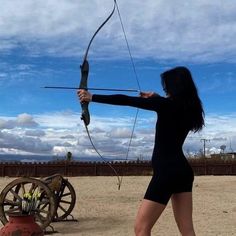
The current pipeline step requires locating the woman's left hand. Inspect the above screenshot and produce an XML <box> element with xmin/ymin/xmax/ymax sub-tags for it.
<box><xmin>77</xmin><ymin>89</ymin><xmax>92</xmax><ymax>103</ymax></box>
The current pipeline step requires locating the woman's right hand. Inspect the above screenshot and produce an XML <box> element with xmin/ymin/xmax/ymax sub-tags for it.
<box><xmin>139</xmin><ymin>91</ymin><xmax>158</xmax><ymax>98</ymax></box>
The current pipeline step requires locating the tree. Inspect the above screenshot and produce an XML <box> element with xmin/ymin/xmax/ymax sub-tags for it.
<box><xmin>220</xmin><ymin>145</ymin><xmax>226</xmax><ymax>154</ymax></box>
<box><xmin>66</xmin><ymin>151</ymin><xmax>73</xmax><ymax>162</ymax></box>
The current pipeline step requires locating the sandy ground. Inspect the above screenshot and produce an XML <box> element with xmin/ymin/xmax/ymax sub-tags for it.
<box><xmin>0</xmin><ymin>176</ymin><xmax>235</xmax><ymax>236</ymax></box>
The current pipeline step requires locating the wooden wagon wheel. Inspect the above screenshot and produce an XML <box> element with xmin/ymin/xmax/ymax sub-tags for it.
<box><xmin>0</xmin><ymin>177</ymin><xmax>56</xmax><ymax>230</ymax></box>
<box><xmin>53</xmin><ymin>179</ymin><xmax>76</xmax><ymax>221</ymax></box>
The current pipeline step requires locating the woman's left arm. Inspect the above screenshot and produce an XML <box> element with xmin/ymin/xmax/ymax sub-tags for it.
<box><xmin>77</xmin><ymin>89</ymin><xmax>168</xmax><ymax>112</ymax></box>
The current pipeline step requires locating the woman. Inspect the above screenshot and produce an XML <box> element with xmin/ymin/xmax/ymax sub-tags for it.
<box><xmin>78</xmin><ymin>66</ymin><xmax>204</xmax><ymax>236</ymax></box>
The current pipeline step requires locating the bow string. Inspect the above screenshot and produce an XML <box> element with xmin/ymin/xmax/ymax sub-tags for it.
<box><xmin>115</xmin><ymin>2</ymin><xmax>141</xmax><ymax>186</ymax></box>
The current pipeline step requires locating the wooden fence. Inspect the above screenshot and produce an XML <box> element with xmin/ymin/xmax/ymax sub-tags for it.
<box><xmin>0</xmin><ymin>159</ymin><xmax>235</xmax><ymax>177</ymax></box>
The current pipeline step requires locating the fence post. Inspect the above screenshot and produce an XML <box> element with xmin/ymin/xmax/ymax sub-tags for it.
<box><xmin>95</xmin><ymin>163</ymin><xmax>97</xmax><ymax>176</ymax></box>
<box><xmin>204</xmin><ymin>159</ymin><xmax>207</xmax><ymax>175</ymax></box>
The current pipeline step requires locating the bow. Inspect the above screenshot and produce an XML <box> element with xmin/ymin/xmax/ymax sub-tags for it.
<box><xmin>80</xmin><ymin>0</ymin><xmax>141</xmax><ymax>190</ymax></box>
<box><xmin>79</xmin><ymin>0</ymin><xmax>122</xmax><ymax>189</ymax></box>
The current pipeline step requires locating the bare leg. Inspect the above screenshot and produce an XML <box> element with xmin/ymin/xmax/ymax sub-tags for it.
<box><xmin>134</xmin><ymin>199</ymin><xmax>166</xmax><ymax>236</ymax></box>
<box><xmin>171</xmin><ymin>192</ymin><xmax>196</xmax><ymax>236</ymax></box>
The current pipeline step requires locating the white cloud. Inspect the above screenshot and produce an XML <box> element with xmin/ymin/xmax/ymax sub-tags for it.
<box><xmin>0</xmin><ymin>0</ymin><xmax>235</xmax><ymax>62</ymax></box>
<box><xmin>0</xmin><ymin>130</ymin><xmax>52</xmax><ymax>154</ymax></box>
<box><xmin>25</xmin><ymin>129</ymin><xmax>45</xmax><ymax>137</ymax></box>
<box><xmin>0</xmin><ymin>111</ymin><xmax>235</xmax><ymax>158</ymax></box>
<box><xmin>184</xmin><ymin>113</ymin><xmax>236</xmax><ymax>154</ymax></box>
<box><xmin>0</xmin><ymin>113</ymin><xmax>38</xmax><ymax>129</ymax></box>
<box><xmin>17</xmin><ymin>113</ymin><xmax>38</xmax><ymax>127</ymax></box>
<box><xmin>108</xmin><ymin>127</ymin><xmax>135</xmax><ymax>139</ymax></box>
<box><xmin>60</xmin><ymin>134</ymin><xmax>76</xmax><ymax>140</ymax></box>
<box><xmin>34</xmin><ymin>111</ymin><xmax>82</xmax><ymax>129</ymax></box>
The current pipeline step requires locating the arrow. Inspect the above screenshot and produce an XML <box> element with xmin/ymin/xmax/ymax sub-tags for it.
<box><xmin>43</xmin><ymin>86</ymin><xmax>140</xmax><ymax>93</ymax></box>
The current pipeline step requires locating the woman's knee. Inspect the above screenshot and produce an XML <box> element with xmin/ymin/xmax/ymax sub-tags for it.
<box><xmin>180</xmin><ymin>229</ymin><xmax>196</xmax><ymax>236</ymax></box>
<box><xmin>134</xmin><ymin>220</ymin><xmax>152</xmax><ymax>236</ymax></box>
<box><xmin>134</xmin><ymin>199</ymin><xmax>166</xmax><ymax>235</ymax></box>
<box><xmin>177</xmin><ymin>222</ymin><xmax>195</xmax><ymax>236</ymax></box>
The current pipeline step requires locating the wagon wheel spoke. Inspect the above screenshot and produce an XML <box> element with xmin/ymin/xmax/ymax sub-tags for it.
<box><xmin>21</xmin><ymin>183</ymin><xmax>26</xmax><ymax>196</ymax></box>
<box><xmin>54</xmin><ymin>212</ymin><xmax>59</xmax><ymax>219</ymax></box>
<box><xmin>9</xmin><ymin>189</ymin><xmax>22</xmax><ymax>202</ymax></box>
<box><xmin>39</xmin><ymin>203</ymin><xmax>48</xmax><ymax>211</ymax></box>
<box><xmin>37</xmin><ymin>198</ymin><xmax>51</xmax><ymax>213</ymax></box>
<box><xmin>3</xmin><ymin>199</ymin><xmax>20</xmax><ymax>206</ymax></box>
<box><xmin>4</xmin><ymin>207</ymin><xmax>21</xmax><ymax>214</ymax></box>
<box><xmin>38</xmin><ymin>198</ymin><xmax>50</xmax><ymax>207</ymax></box>
<box><xmin>28</xmin><ymin>183</ymin><xmax>37</xmax><ymax>194</ymax></box>
<box><xmin>38</xmin><ymin>200</ymin><xmax>51</xmax><ymax>212</ymax></box>
<box><xmin>61</xmin><ymin>192</ymin><xmax>71</xmax><ymax>197</ymax></box>
<box><xmin>35</xmin><ymin>213</ymin><xmax>48</xmax><ymax>224</ymax></box>
<box><xmin>58</xmin><ymin>204</ymin><xmax>67</xmax><ymax>213</ymax></box>
<box><xmin>35</xmin><ymin>215</ymin><xmax>43</xmax><ymax>225</ymax></box>
<box><xmin>38</xmin><ymin>202</ymin><xmax>46</xmax><ymax>209</ymax></box>
<box><xmin>38</xmin><ymin>207</ymin><xmax>51</xmax><ymax>215</ymax></box>
<box><xmin>60</xmin><ymin>199</ymin><xmax>72</xmax><ymax>204</ymax></box>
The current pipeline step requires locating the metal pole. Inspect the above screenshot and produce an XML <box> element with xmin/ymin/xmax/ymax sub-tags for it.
<box><xmin>200</xmin><ymin>138</ymin><xmax>210</xmax><ymax>158</ymax></box>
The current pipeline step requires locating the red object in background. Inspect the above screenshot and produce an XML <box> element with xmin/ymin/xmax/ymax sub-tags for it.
<box><xmin>0</xmin><ymin>213</ymin><xmax>44</xmax><ymax>236</ymax></box>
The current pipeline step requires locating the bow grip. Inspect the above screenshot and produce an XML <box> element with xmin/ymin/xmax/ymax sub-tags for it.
<box><xmin>80</xmin><ymin>60</ymin><xmax>90</xmax><ymax>126</ymax></box>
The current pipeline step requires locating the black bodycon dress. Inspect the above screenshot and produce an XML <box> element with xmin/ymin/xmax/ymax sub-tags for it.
<box><xmin>92</xmin><ymin>94</ymin><xmax>194</xmax><ymax>205</ymax></box>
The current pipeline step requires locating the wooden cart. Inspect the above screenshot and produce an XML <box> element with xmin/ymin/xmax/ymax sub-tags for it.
<box><xmin>0</xmin><ymin>174</ymin><xmax>76</xmax><ymax>230</ymax></box>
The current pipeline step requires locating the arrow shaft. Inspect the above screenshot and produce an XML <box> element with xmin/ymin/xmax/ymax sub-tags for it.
<box><xmin>43</xmin><ymin>86</ymin><xmax>139</xmax><ymax>93</ymax></box>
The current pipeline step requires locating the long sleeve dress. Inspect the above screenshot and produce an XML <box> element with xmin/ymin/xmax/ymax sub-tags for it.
<box><xmin>92</xmin><ymin>94</ymin><xmax>194</xmax><ymax>205</ymax></box>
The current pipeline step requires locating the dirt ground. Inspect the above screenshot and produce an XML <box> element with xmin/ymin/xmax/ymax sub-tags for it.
<box><xmin>0</xmin><ymin>176</ymin><xmax>235</xmax><ymax>235</ymax></box>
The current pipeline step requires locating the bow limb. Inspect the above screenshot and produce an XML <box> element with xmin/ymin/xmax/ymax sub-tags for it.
<box><xmin>79</xmin><ymin>0</ymin><xmax>117</xmax><ymax>126</ymax></box>
<box><xmin>82</xmin><ymin>0</ymin><xmax>117</xmax><ymax>62</ymax></box>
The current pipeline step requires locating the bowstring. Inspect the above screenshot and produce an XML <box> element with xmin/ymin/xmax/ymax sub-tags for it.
<box><xmin>115</xmin><ymin>2</ymin><xmax>141</xmax><ymax>91</ymax></box>
<box><xmin>115</xmin><ymin>1</ymin><xmax>142</xmax><ymax>186</ymax></box>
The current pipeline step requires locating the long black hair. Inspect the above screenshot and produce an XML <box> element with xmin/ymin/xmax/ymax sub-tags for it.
<box><xmin>161</xmin><ymin>66</ymin><xmax>205</xmax><ymax>132</ymax></box>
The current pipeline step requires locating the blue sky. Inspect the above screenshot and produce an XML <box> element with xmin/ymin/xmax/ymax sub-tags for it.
<box><xmin>0</xmin><ymin>0</ymin><xmax>236</xmax><ymax>160</ymax></box>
